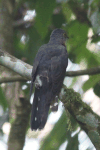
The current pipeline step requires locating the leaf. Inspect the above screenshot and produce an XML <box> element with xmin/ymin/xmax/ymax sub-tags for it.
<box><xmin>93</xmin><ymin>81</ymin><xmax>100</xmax><ymax>97</ymax></box>
<box><xmin>67</xmin><ymin>21</ymin><xmax>89</xmax><ymax>63</ymax></box>
<box><xmin>35</xmin><ymin>0</ymin><xmax>56</xmax><ymax>39</ymax></box>
<box><xmin>62</xmin><ymin>2</ymin><xmax>73</xmax><ymax>23</ymax></box>
<box><xmin>91</xmin><ymin>35</ymin><xmax>100</xmax><ymax>43</ymax></box>
<box><xmin>87</xmin><ymin>52</ymin><xmax>100</xmax><ymax>68</ymax></box>
<box><xmin>66</xmin><ymin>133</ymin><xmax>79</xmax><ymax>150</ymax></box>
<box><xmin>93</xmin><ymin>52</ymin><xmax>100</xmax><ymax>65</ymax></box>
<box><xmin>67</xmin><ymin>20</ymin><xmax>99</xmax><ymax>68</ymax></box>
<box><xmin>82</xmin><ymin>75</ymin><xmax>100</xmax><ymax>91</ymax></box>
<box><xmin>52</xmin><ymin>11</ymin><xmax>66</xmax><ymax>28</ymax></box>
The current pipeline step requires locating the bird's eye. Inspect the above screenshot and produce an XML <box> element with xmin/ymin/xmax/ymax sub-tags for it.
<box><xmin>63</xmin><ymin>33</ymin><xmax>67</xmax><ymax>38</ymax></box>
<box><xmin>63</xmin><ymin>33</ymin><xmax>69</xmax><ymax>39</ymax></box>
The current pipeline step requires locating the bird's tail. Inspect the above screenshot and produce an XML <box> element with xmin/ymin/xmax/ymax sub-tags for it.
<box><xmin>31</xmin><ymin>88</ymin><xmax>50</xmax><ymax>130</ymax></box>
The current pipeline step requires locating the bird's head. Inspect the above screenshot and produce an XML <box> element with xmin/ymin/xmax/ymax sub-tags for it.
<box><xmin>50</xmin><ymin>28</ymin><xmax>69</xmax><ymax>46</ymax></box>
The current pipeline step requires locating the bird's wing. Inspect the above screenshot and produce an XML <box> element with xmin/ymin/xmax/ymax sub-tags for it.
<box><xmin>30</xmin><ymin>44</ymin><xmax>46</xmax><ymax>98</ymax></box>
<box><xmin>51</xmin><ymin>52</ymin><xmax>68</xmax><ymax>95</ymax></box>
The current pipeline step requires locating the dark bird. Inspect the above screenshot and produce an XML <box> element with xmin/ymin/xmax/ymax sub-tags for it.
<box><xmin>30</xmin><ymin>29</ymin><xmax>68</xmax><ymax>130</ymax></box>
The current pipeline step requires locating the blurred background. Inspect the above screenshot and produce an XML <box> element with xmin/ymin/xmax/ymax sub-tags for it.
<box><xmin>0</xmin><ymin>0</ymin><xmax>100</xmax><ymax>150</ymax></box>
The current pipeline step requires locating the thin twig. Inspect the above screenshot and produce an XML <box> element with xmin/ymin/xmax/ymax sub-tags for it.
<box><xmin>0</xmin><ymin>66</ymin><xmax>100</xmax><ymax>84</ymax></box>
<box><xmin>13</xmin><ymin>19</ymin><xmax>35</xmax><ymax>27</ymax></box>
<box><xmin>66</xmin><ymin>66</ymin><xmax>100</xmax><ymax>76</ymax></box>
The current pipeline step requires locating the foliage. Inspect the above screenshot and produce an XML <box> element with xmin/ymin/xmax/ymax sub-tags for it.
<box><xmin>0</xmin><ymin>0</ymin><xmax>100</xmax><ymax>149</ymax></box>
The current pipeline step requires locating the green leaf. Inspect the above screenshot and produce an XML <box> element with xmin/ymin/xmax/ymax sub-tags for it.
<box><xmin>66</xmin><ymin>133</ymin><xmax>79</xmax><ymax>150</ymax></box>
<box><xmin>93</xmin><ymin>52</ymin><xmax>100</xmax><ymax>65</ymax></box>
<box><xmin>67</xmin><ymin>21</ymin><xmax>89</xmax><ymax>63</ymax></box>
<box><xmin>93</xmin><ymin>81</ymin><xmax>100</xmax><ymax>97</ymax></box>
<box><xmin>52</xmin><ymin>11</ymin><xmax>66</xmax><ymax>28</ymax></box>
<box><xmin>87</xmin><ymin>52</ymin><xmax>100</xmax><ymax>68</ymax></box>
<box><xmin>67</xmin><ymin>20</ymin><xmax>99</xmax><ymax>68</ymax></box>
<box><xmin>62</xmin><ymin>3</ymin><xmax>74</xmax><ymax>23</ymax></box>
<box><xmin>91</xmin><ymin>35</ymin><xmax>100</xmax><ymax>43</ymax></box>
<box><xmin>83</xmin><ymin>75</ymin><xmax>100</xmax><ymax>91</ymax></box>
<box><xmin>35</xmin><ymin>0</ymin><xmax>56</xmax><ymax>39</ymax></box>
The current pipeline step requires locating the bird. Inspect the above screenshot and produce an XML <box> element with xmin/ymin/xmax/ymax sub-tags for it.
<box><xmin>30</xmin><ymin>28</ymin><xmax>68</xmax><ymax>130</ymax></box>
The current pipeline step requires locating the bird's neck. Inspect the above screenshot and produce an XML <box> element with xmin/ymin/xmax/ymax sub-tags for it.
<box><xmin>49</xmin><ymin>38</ymin><xmax>61</xmax><ymax>45</ymax></box>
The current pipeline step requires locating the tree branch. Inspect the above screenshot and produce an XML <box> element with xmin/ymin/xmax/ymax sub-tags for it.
<box><xmin>13</xmin><ymin>19</ymin><xmax>34</xmax><ymax>28</ymax></box>
<box><xmin>66</xmin><ymin>66</ymin><xmax>100</xmax><ymax>76</ymax></box>
<box><xmin>13</xmin><ymin>19</ymin><xmax>29</xmax><ymax>27</ymax></box>
<box><xmin>0</xmin><ymin>49</ymin><xmax>100</xmax><ymax>84</ymax></box>
<box><xmin>0</xmin><ymin>49</ymin><xmax>32</xmax><ymax>80</ymax></box>
<box><xmin>0</xmin><ymin>76</ymin><xmax>26</xmax><ymax>84</ymax></box>
<box><xmin>61</xmin><ymin>87</ymin><xmax>100</xmax><ymax>150</ymax></box>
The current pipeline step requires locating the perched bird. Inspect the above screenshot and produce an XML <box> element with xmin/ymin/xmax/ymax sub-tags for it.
<box><xmin>30</xmin><ymin>29</ymin><xmax>68</xmax><ymax>130</ymax></box>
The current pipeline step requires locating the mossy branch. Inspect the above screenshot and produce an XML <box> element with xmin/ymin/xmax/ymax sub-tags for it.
<box><xmin>61</xmin><ymin>87</ymin><xmax>100</xmax><ymax>150</ymax></box>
